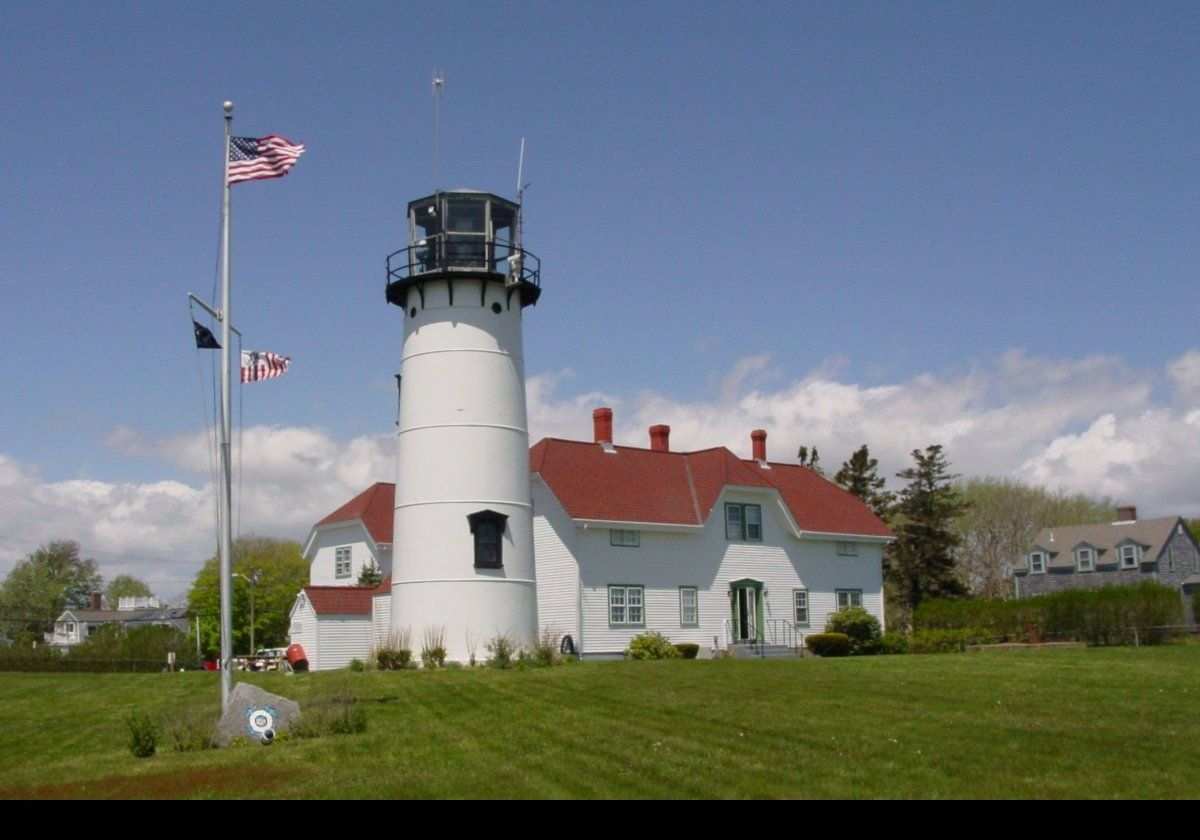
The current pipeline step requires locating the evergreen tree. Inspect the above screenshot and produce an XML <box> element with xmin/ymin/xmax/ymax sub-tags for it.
<box><xmin>357</xmin><ymin>558</ymin><xmax>382</xmax><ymax>587</ymax></box>
<box><xmin>834</xmin><ymin>444</ymin><xmax>894</xmax><ymax>519</ymax></box>
<box><xmin>886</xmin><ymin>445</ymin><xmax>968</xmax><ymax>614</ymax></box>
<box><xmin>797</xmin><ymin>445</ymin><xmax>824</xmax><ymax>475</ymax></box>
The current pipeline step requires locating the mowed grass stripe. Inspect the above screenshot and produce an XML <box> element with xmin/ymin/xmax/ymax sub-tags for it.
<box><xmin>2</xmin><ymin>645</ymin><xmax>1198</xmax><ymax>798</ymax></box>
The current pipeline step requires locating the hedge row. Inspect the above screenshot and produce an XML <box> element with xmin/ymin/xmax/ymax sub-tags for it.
<box><xmin>913</xmin><ymin>582</ymin><xmax>1185</xmax><ymax>645</ymax></box>
<box><xmin>0</xmin><ymin>654</ymin><xmax>174</xmax><ymax>673</ymax></box>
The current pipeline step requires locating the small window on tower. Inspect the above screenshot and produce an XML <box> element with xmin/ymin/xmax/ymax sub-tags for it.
<box><xmin>467</xmin><ymin>510</ymin><xmax>508</xmax><ymax>569</ymax></box>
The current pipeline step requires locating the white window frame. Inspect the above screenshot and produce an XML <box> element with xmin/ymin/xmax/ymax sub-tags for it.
<box><xmin>1119</xmin><ymin>544</ymin><xmax>1140</xmax><ymax>569</ymax></box>
<box><xmin>793</xmin><ymin>589</ymin><xmax>809</xmax><ymax>627</ymax></box>
<box><xmin>836</xmin><ymin>541</ymin><xmax>858</xmax><ymax>556</ymax></box>
<box><xmin>836</xmin><ymin>589</ymin><xmax>862</xmax><ymax>610</ymax></box>
<box><xmin>335</xmin><ymin>546</ymin><xmax>352</xmax><ymax>579</ymax></box>
<box><xmin>725</xmin><ymin>503</ymin><xmax>762</xmax><ymax>542</ymax></box>
<box><xmin>1029</xmin><ymin>551</ymin><xmax>1046</xmax><ymax>574</ymax></box>
<box><xmin>609</xmin><ymin>585</ymin><xmax>644</xmax><ymax>627</ymax></box>
<box><xmin>610</xmin><ymin>529</ymin><xmax>640</xmax><ymax>547</ymax></box>
<box><xmin>679</xmin><ymin>586</ymin><xmax>698</xmax><ymax>627</ymax></box>
<box><xmin>1076</xmin><ymin>547</ymin><xmax>1095</xmax><ymax>572</ymax></box>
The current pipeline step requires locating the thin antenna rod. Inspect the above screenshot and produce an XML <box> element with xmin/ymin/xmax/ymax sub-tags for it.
<box><xmin>432</xmin><ymin>71</ymin><xmax>444</xmax><ymax>190</ymax></box>
<box><xmin>516</xmin><ymin>137</ymin><xmax>525</xmax><ymax>198</ymax></box>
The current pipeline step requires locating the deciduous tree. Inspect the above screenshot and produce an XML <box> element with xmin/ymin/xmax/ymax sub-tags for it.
<box><xmin>0</xmin><ymin>541</ymin><xmax>102</xmax><ymax>643</ymax></box>
<box><xmin>186</xmin><ymin>536</ymin><xmax>307</xmax><ymax>657</ymax></box>
<box><xmin>952</xmin><ymin>478</ymin><xmax>1114</xmax><ymax>598</ymax></box>
<box><xmin>104</xmin><ymin>575</ymin><xmax>154</xmax><ymax>607</ymax></box>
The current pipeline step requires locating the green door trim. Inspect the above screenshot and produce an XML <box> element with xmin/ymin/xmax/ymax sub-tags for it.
<box><xmin>729</xmin><ymin>578</ymin><xmax>764</xmax><ymax>642</ymax></box>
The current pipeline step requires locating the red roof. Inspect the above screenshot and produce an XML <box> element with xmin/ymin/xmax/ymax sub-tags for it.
<box><xmin>302</xmin><ymin>578</ymin><xmax>389</xmax><ymax>615</ymax></box>
<box><xmin>322</xmin><ymin>438</ymin><xmax>890</xmax><ymax>548</ymax></box>
<box><xmin>530</xmin><ymin>438</ymin><xmax>890</xmax><ymax>538</ymax></box>
<box><xmin>315</xmin><ymin>482</ymin><xmax>395</xmax><ymax>544</ymax></box>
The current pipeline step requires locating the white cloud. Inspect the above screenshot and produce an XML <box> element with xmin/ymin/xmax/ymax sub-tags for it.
<box><xmin>4</xmin><ymin>348</ymin><xmax>1199</xmax><ymax>597</ymax></box>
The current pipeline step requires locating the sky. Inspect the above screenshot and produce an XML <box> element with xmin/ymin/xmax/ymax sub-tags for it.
<box><xmin>1</xmin><ymin>2</ymin><xmax>1197</xmax><ymax>601</ymax></box>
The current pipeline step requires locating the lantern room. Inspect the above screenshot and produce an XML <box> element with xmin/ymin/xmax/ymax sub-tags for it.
<box><xmin>386</xmin><ymin>189</ymin><xmax>541</xmax><ymax>308</ymax></box>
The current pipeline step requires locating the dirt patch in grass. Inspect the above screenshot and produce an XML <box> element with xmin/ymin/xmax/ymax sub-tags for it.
<box><xmin>0</xmin><ymin>765</ymin><xmax>304</xmax><ymax>800</ymax></box>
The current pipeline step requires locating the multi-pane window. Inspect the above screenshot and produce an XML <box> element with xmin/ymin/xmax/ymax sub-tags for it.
<box><xmin>468</xmin><ymin>510</ymin><xmax>508</xmax><ymax>569</ymax></box>
<box><xmin>679</xmin><ymin>587</ymin><xmax>698</xmax><ymax>627</ymax></box>
<box><xmin>793</xmin><ymin>589</ymin><xmax>809</xmax><ymax>626</ymax></box>
<box><xmin>1029</xmin><ymin>551</ymin><xmax>1046</xmax><ymax>574</ymax></box>
<box><xmin>611</xmin><ymin>529</ymin><xmax>640</xmax><ymax>547</ymax></box>
<box><xmin>335</xmin><ymin>546</ymin><xmax>352</xmax><ymax>579</ymax></box>
<box><xmin>836</xmin><ymin>589</ymin><xmax>862</xmax><ymax>610</ymax></box>
<box><xmin>1076</xmin><ymin>547</ymin><xmax>1095</xmax><ymax>572</ymax></box>
<box><xmin>725</xmin><ymin>503</ymin><xmax>762</xmax><ymax>542</ymax></box>
<box><xmin>609</xmin><ymin>585</ymin><xmax>644</xmax><ymax>627</ymax></box>
<box><xmin>1119</xmin><ymin>544</ymin><xmax>1140</xmax><ymax>569</ymax></box>
<box><xmin>836</xmin><ymin>541</ymin><xmax>858</xmax><ymax>556</ymax></box>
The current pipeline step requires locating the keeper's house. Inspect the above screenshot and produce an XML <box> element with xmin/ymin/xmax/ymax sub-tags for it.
<box><xmin>289</xmin><ymin>409</ymin><xmax>892</xmax><ymax>666</ymax></box>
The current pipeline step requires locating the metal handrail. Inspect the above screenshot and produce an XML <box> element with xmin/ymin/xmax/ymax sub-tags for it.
<box><xmin>386</xmin><ymin>233</ymin><xmax>540</xmax><ymax>287</ymax></box>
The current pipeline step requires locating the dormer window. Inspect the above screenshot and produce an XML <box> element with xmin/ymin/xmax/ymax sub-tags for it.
<box><xmin>1029</xmin><ymin>551</ymin><xmax>1047</xmax><ymax>574</ymax></box>
<box><xmin>1075</xmin><ymin>547</ymin><xmax>1095</xmax><ymax>572</ymax></box>
<box><xmin>1118</xmin><ymin>544</ymin><xmax>1140</xmax><ymax>569</ymax></box>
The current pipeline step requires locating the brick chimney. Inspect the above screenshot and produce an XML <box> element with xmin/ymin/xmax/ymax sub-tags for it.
<box><xmin>593</xmin><ymin>407</ymin><xmax>613</xmax><ymax>445</ymax></box>
<box><xmin>90</xmin><ymin>592</ymin><xmax>102</xmax><ymax>611</ymax></box>
<box><xmin>751</xmin><ymin>429</ymin><xmax>767</xmax><ymax>461</ymax></box>
<box><xmin>1116</xmin><ymin>505</ymin><xmax>1137</xmax><ymax>522</ymax></box>
<box><xmin>649</xmin><ymin>424</ymin><xmax>671</xmax><ymax>452</ymax></box>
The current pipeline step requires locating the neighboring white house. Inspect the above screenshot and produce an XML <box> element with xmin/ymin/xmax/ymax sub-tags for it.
<box><xmin>50</xmin><ymin>594</ymin><xmax>189</xmax><ymax>648</ymax></box>
<box><xmin>288</xmin><ymin>410</ymin><xmax>891</xmax><ymax>667</ymax></box>
<box><xmin>302</xmin><ymin>481</ymin><xmax>393</xmax><ymax>586</ymax></box>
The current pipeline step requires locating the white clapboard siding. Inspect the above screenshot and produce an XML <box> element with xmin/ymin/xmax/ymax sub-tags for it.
<box><xmin>288</xmin><ymin>593</ymin><xmax>320</xmax><ymax>670</ymax></box>
<box><xmin>532</xmin><ymin>483</ymin><xmax>580</xmax><ymax>644</ymax></box>
<box><xmin>308</xmin><ymin>523</ymin><xmax>379</xmax><ymax>586</ymax></box>
<box><xmin>315</xmin><ymin>615</ymin><xmax>373</xmax><ymax>670</ymax></box>
<box><xmin>574</xmin><ymin>490</ymin><xmax>885</xmax><ymax>657</ymax></box>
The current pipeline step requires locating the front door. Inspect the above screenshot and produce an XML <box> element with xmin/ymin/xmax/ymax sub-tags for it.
<box><xmin>735</xmin><ymin>585</ymin><xmax>758</xmax><ymax>642</ymax></box>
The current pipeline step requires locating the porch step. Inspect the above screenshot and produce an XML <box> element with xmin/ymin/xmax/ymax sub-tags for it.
<box><xmin>729</xmin><ymin>643</ymin><xmax>799</xmax><ymax>660</ymax></box>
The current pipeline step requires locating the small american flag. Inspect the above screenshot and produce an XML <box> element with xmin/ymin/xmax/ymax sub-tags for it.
<box><xmin>227</xmin><ymin>135</ymin><xmax>305</xmax><ymax>185</ymax></box>
<box><xmin>241</xmin><ymin>350</ymin><xmax>291</xmax><ymax>383</ymax></box>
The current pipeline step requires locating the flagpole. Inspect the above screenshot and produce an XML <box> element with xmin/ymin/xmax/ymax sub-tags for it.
<box><xmin>218</xmin><ymin>100</ymin><xmax>235</xmax><ymax>711</ymax></box>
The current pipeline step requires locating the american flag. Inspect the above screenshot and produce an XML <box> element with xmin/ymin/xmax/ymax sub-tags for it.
<box><xmin>241</xmin><ymin>350</ymin><xmax>291</xmax><ymax>383</ymax></box>
<box><xmin>227</xmin><ymin>135</ymin><xmax>305</xmax><ymax>185</ymax></box>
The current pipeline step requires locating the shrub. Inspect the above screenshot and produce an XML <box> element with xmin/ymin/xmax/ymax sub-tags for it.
<box><xmin>824</xmin><ymin>607</ymin><xmax>882</xmax><ymax>655</ymax></box>
<box><xmin>161</xmin><ymin>706</ymin><xmax>216</xmax><ymax>752</ymax></box>
<box><xmin>624</xmin><ymin>631</ymin><xmax>681</xmax><ymax>660</ymax></box>
<box><xmin>805</xmin><ymin>633</ymin><xmax>850</xmax><ymax>657</ymax></box>
<box><xmin>348</xmin><ymin>658</ymin><xmax>364</xmax><ymax>672</ymax></box>
<box><xmin>126</xmin><ymin>712</ymin><xmax>158</xmax><ymax>758</ymax></box>
<box><xmin>529</xmin><ymin>627</ymin><xmax>562</xmax><ymax>668</ymax></box>
<box><xmin>674</xmin><ymin>643</ymin><xmax>700</xmax><ymax>659</ymax></box>
<box><xmin>373</xmin><ymin>627</ymin><xmax>414</xmax><ymax>670</ymax></box>
<box><xmin>293</xmin><ymin>692</ymin><xmax>367</xmax><ymax>738</ymax></box>
<box><xmin>879</xmin><ymin>631</ymin><xmax>910</xmax><ymax>655</ymax></box>
<box><xmin>485</xmin><ymin>634</ymin><xmax>517</xmax><ymax>669</ymax></box>
<box><xmin>374</xmin><ymin>647</ymin><xmax>413</xmax><ymax>670</ymax></box>
<box><xmin>420</xmin><ymin>625</ymin><xmax>447</xmax><ymax>669</ymax></box>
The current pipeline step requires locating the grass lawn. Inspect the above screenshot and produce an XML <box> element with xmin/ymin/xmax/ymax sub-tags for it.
<box><xmin>2</xmin><ymin>644</ymin><xmax>1198</xmax><ymax>799</ymax></box>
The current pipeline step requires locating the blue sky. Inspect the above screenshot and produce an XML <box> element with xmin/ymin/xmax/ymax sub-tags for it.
<box><xmin>1</xmin><ymin>2</ymin><xmax>1197</xmax><ymax>598</ymax></box>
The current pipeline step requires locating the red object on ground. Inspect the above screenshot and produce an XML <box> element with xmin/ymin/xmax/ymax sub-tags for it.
<box><xmin>286</xmin><ymin>643</ymin><xmax>309</xmax><ymax>671</ymax></box>
<box><xmin>202</xmin><ymin>660</ymin><xmax>218</xmax><ymax>671</ymax></box>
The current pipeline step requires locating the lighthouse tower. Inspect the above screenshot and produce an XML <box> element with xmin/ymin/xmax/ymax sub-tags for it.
<box><xmin>385</xmin><ymin>190</ymin><xmax>541</xmax><ymax>661</ymax></box>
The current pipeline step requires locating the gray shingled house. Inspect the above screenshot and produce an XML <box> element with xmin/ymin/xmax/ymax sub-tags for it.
<box><xmin>1012</xmin><ymin>505</ymin><xmax>1200</xmax><ymax>624</ymax></box>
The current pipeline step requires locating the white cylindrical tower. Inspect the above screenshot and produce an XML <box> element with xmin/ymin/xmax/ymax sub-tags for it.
<box><xmin>385</xmin><ymin>190</ymin><xmax>541</xmax><ymax>662</ymax></box>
